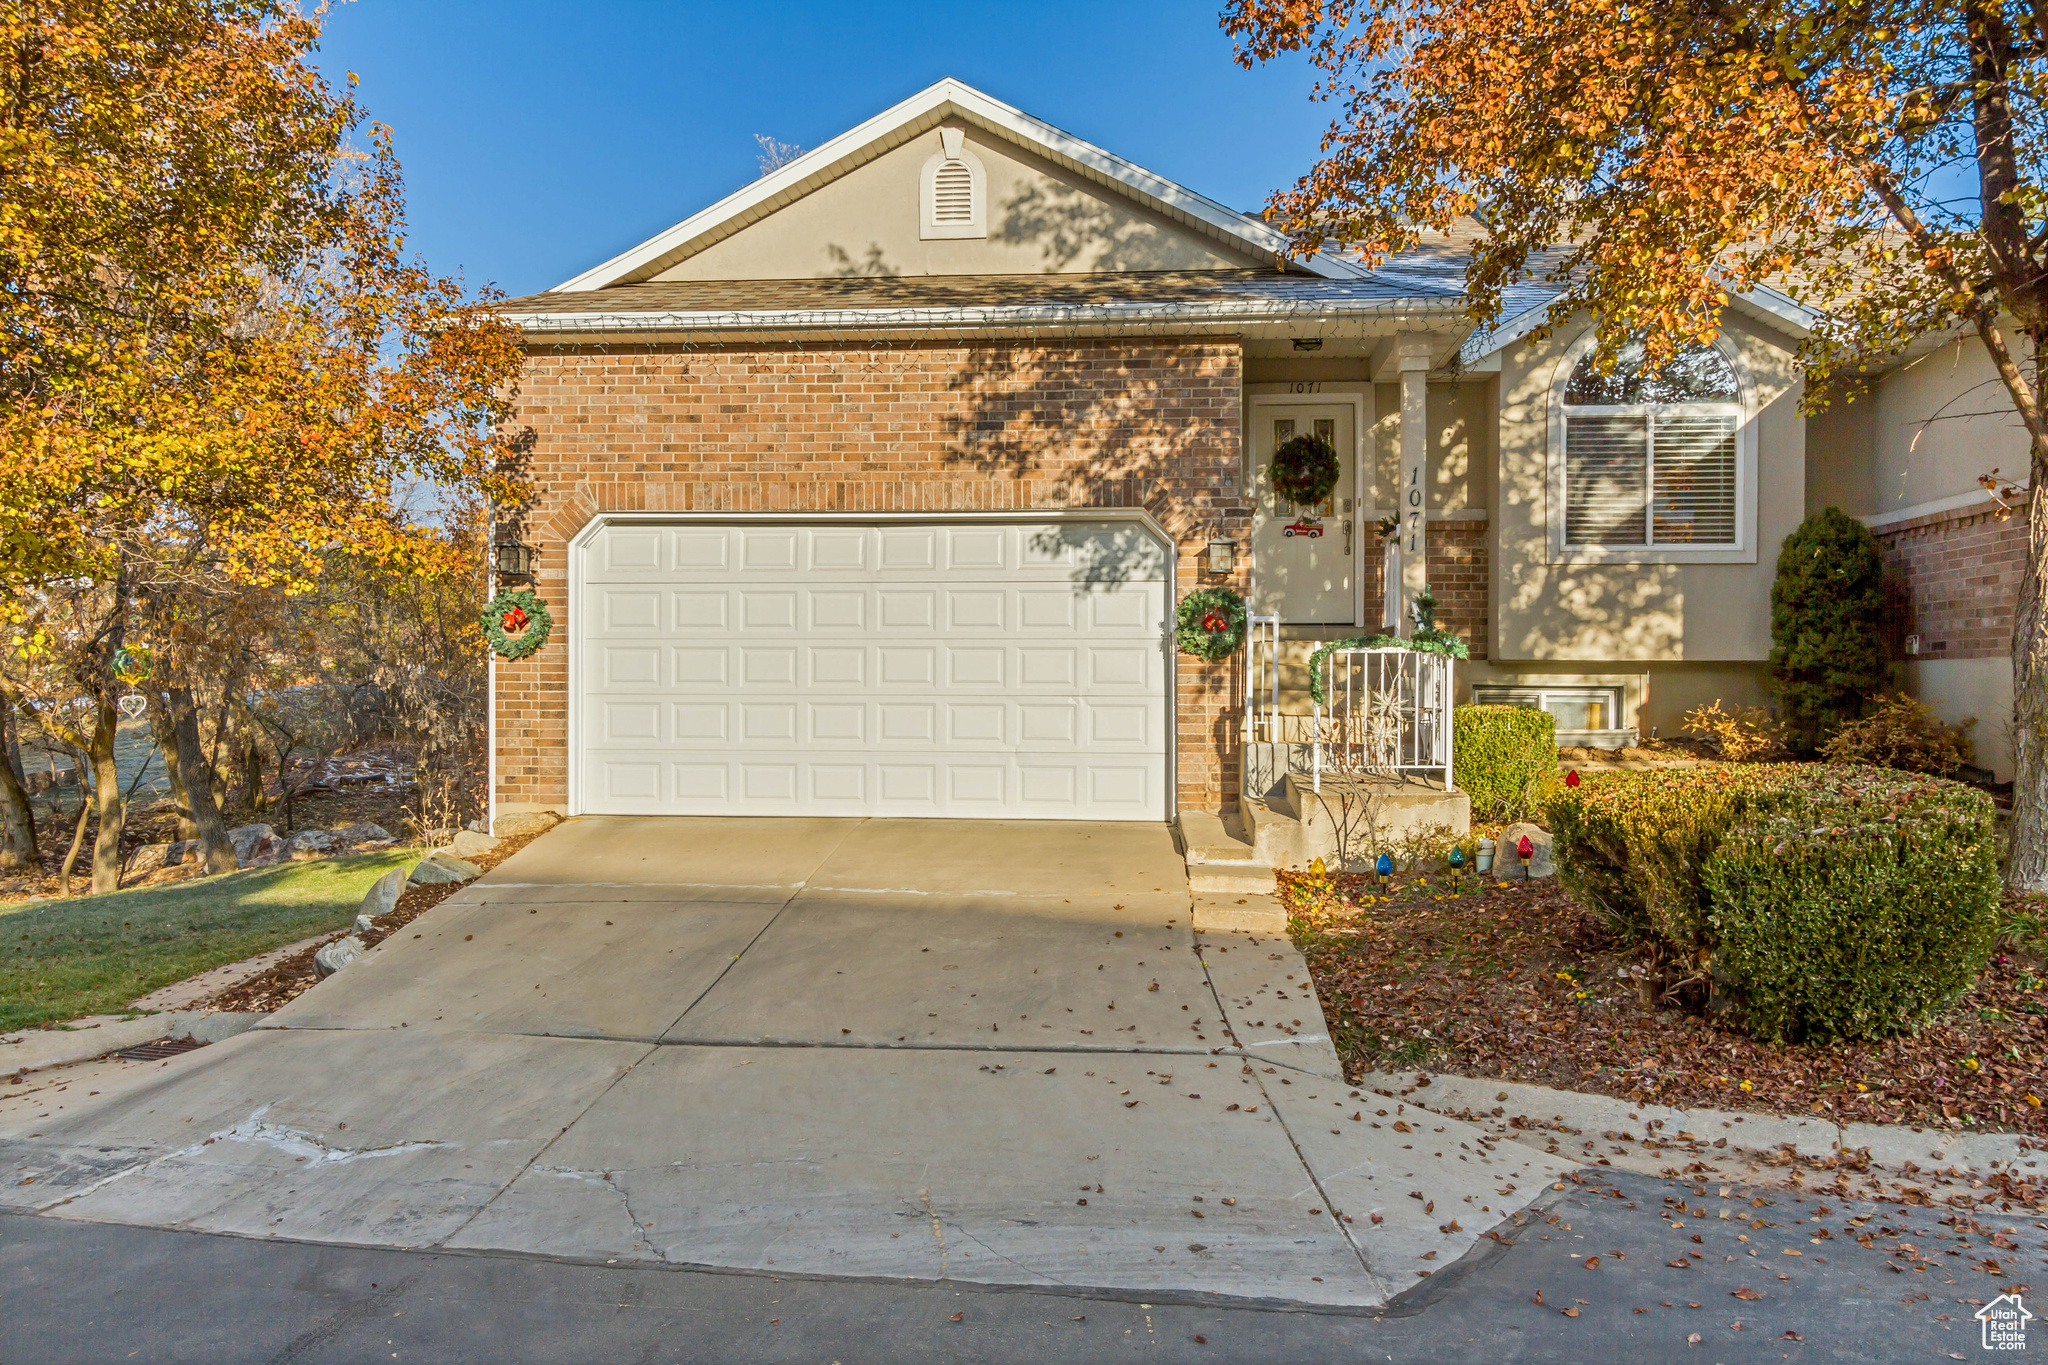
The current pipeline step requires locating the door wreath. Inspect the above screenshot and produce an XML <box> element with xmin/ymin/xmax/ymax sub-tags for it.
<box><xmin>1269</xmin><ymin>432</ymin><xmax>1341</xmax><ymax>507</ymax></box>
<box><xmin>481</xmin><ymin>588</ymin><xmax>554</xmax><ymax>659</ymax></box>
<box><xmin>1175</xmin><ymin>587</ymin><xmax>1247</xmax><ymax>661</ymax></box>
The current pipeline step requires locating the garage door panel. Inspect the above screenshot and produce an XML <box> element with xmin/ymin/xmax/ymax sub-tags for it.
<box><xmin>739</xmin><ymin>590</ymin><xmax>797</xmax><ymax>630</ymax></box>
<box><xmin>578</xmin><ymin>519</ymin><xmax>1169</xmax><ymax>819</ymax></box>
<box><xmin>672</xmin><ymin>592</ymin><xmax>727</xmax><ymax>630</ymax></box>
<box><xmin>808</xmin><ymin>591</ymin><xmax>866</xmax><ymax>630</ymax></box>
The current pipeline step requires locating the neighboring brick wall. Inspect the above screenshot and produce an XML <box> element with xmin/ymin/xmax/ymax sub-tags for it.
<box><xmin>495</xmin><ymin>338</ymin><xmax>1248</xmax><ymax>817</ymax></box>
<box><xmin>1873</xmin><ymin>501</ymin><xmax>2028</xmax><ymax>661</ymax></box>
<box><xmin>1350</xmin><ymin>520</ymin><xmax>1490</xmax><ymax>660</ymax></box>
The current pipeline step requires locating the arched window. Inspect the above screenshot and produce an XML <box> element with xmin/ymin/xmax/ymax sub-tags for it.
<box><xmin>1560</xmin><ymin>339</ymin><xmax>1744</xmax><ymax>548</ymax></box>
<box><xmin>920</xmin><ymin>127</ymin><xmax>986</xmax><ymax>240</ymax></box>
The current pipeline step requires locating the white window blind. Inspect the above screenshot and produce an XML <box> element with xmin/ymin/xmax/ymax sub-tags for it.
<box><xmin>1651</xmin><ymin>415</ymin><xmax>1738</xmax><ymax>543</ymax></box>
<box><xmin>1564</xmin><ymin>414</ymin><xmax>1648</xmax><ymax>546</ymax></box>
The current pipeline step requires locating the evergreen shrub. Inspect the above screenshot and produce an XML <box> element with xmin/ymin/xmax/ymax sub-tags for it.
<box><xmin>1453</xmin><ymin>705</ymin><xmax>1556</xmax><ymax>822</ymax></box>
<box><xmin>1545</xmin><ymin>764</ymin><xmax>1998</xmax><ymax>1042</ymax></box>
<box><xmin>1769</xmin><ymin>507</ymin><xmax>1890</xmax><ymax>750</ymax></box>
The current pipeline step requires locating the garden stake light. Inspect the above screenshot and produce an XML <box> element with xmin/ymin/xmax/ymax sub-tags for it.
<box><xmin>1565</xmin><ymin>769</ymin><xmax>1581</xmax><ymax>787</ymax></box>
<box><xmin>1375</xmin><ymin>852</ymin><xmax>1393</xmax><ymax>878</ymax></box>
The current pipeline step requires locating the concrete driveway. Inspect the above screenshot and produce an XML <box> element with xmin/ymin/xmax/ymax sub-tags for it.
<box><xmin>0</xmin><ymin>818</ymin><xmax>1569</xmax><ymax>1308</ymax></box>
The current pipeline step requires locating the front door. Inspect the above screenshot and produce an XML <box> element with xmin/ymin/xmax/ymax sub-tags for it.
<box><xmin>1250</xmin><ymin>402</ymin><xmax>1359</xmax><ymax>625</ymax></box>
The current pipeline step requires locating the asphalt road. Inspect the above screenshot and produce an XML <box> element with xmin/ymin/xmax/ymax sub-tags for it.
<box><xmin>2</xmin><ymin>1168</ymin><xmax>2013</xmax><ymax>1363</ymax></box>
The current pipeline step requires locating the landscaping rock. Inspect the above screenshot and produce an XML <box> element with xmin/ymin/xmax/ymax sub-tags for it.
<box><xmin>1493</xmin><ymin>823</ymin><xmax>1554</xmax><ymax>879</ymax></box>
<box><xmin>162</xmin><ymin>839</ymin><xmax>196</xmax><ymax>867</ymax></box>
<box><xmin>354</xmin><ymin>913</ymin><xmax>377</xmax><ymax>934</ymax></box>
<box><xmin>333</xmin><ymin>822</ymin><xmax>393</xmax><ymax>847</ymax></box>
<box><xmin>357</xmin><ymin>867</ymin><xmax>407</xmax><ymax>920</ymax></box>
<box><xmin>284</xmin><ymin>829</ymin><xmax>340</xmax><ymax>861</ymax></box>
<box><xmin>450</xmin><ymin>828</ymin><xmax>499</xmax><ymax>859</ymax></box>
<box><xmin>492</xmin><ymin>810</ymin><xmax>562</xmax><ymax>839</ymax></box>
<box><xmin>407</xmin><ymin>851</ymin><xmax>481</xmax><ymax>885</ymax></box>
<box><xmin>313</xmin><ymin>937</ymin><xmax>364</xmax><ymax>977</ymax></box>
<box><xmin>126</xmin><ymin>842</ymin><xmax>175</xmax><ymax>875</ymax></box>
<box><xmin>227</xmin><ymin>823</ymin><xmax>283</xmax><ymax>868</ymax></box>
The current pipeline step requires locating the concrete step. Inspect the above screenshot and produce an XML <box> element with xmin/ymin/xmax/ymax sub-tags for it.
<box><xmin>1188</xmin><ymin>868</ymin><xmax>1280</xmax><ymax>895</ymax></box>
<box><xmin>1191</xmin><ymin>893</ymin><xmax>1287</xmax><ymax>934</ymax></box>
<box><xmin>1177</xmin><ymin>810</ymin><xmax>1279</xmax><ymax>895</ymax></box>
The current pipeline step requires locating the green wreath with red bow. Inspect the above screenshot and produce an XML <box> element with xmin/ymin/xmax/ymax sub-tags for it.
<box><xmin>1175</xmin><ymin>587</ymin><xmax>1247</xmax><ymax>661</ymax></box>
<box><xmin>481</xmin><ymin>588</ymin><xmax>553</xmax><ymax>659</ymax></box>
<box><xmin>1270</xmin><ymin>432</ymin><xmax>1341</xmax><ymax>506</ymax></box>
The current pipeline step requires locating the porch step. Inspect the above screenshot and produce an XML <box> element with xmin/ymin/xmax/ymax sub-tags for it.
<box><xmin>1177</xmin><ymin>810</ymin><xmax>1278</xmax><ymax>895</ymax></box>
<box><xmin>1191</xmin><ymin>892</ymin><xmax>1287</xmax><ymax>934</ymax></box>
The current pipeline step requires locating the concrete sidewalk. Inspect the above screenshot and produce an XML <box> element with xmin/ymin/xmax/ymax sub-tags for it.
<box><xmin>0</xmin><ymin>817</ymin><xmax>1572</xmax><ymax>1308</ymax></box>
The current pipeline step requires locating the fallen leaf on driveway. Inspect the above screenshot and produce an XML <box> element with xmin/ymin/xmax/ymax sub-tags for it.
<box><xmin>1686</xmin><ymin>1332</ymin><xmax>1701</xmax><ymax>1346</ymax></box>
<box><xmin>1782</xmin><ymin>1331</ymin><xmax>1804</xmax><ymax>1341</ymax></box>
<box><xmin>1731</xmin><ymin>1287</ymin><xmax>1762</xmax><ymax>1300</ymax></box>
<box><xmin>1583</xmin><ymin>1256</ymin><xmax>1600</xmax><ymax>1270</ymax></box>
<box><xmin>949</xmin><ymin>1312</ymin><xmax>963</xmax><ymax>1322</ymax></box>
<box><xmin>1668</xmin><ymin>1260</ymin><xmax>1691</xmax><ymax>1269</ymax></box>
<box><xmin>1561</xmin><ymin>1307</ymin><xmax>1579</xmax><ymax>1317</ymax></box>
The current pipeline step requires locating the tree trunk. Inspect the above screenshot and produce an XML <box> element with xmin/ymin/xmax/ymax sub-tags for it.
<box><xmin>166</xmin><ymin>686</ymin><xmax>236</xmax><ymax>874</ymax></box>
<box><xmin>149</xmin><ymin>697</ymin><xmax>199</xmax><ymax>842</ymax></box>
<box><xmin>0</xmin><ymin>697</ymin><xmax>36</xmax><ymax>871</ymax></box>
<box><xmin>2008</xmin><ymin>418</ymin><xmax>2048</xmax><ymax>893</ymax></box>
<box><xmin>58</xmin><ymin>790</ymin><xmax>91</xmax><ymax>897</ymax></box>
<box><xmin>86</xmin><ymin>699</ymin><xmax>125</xmax><ymax>896</ymax></box>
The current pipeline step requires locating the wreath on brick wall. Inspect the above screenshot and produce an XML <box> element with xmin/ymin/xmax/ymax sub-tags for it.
<box><xmin>1175</xmin><ymin>587</ymin><xmax>1247</xmax><ymax>661</ymax></box>
<box><xmin>481</xmin><ymin>588</ymin><xmax>553</xmax><ymax>659</ymax></box>
<box><xmin>1269</xmin><ymin>432</ymin><xmax>1342</xmax><ymax>506</ymax></box>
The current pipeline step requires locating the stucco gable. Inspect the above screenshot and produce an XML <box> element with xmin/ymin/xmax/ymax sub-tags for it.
<box><xmin>552</xmin><ymin>77</ymin><xmax>1366</xmax><ymax>290</ymax></box>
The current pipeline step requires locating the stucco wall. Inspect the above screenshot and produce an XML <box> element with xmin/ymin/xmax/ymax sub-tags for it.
<box><xmin>1904</xmin><ymin>656</ymin><xmax>2015</xmax><ymax>781</ymax></box>
<box><xmin>1491</xmin><ymin>313</ymin><xmax>1806</xmax><ymax>662</ymax></box>
<box><xmin>493</xmin><ymin>339</ymin><xmax>1250</xmax><ymax>820</ymax></box>
<box><xmin>1805</xmin><ymin>379</ymin><xmax>1878</xmax><ymax>518</ymax></box>
<box><xmin>1872</xmin><ymin>338</ymin><xmax>2031</xmax><ymax>512</ymax></box>
<box><xmin>652</xmin><ymin>126</ymin><xmax>1264</xmax><ymax>280</ymax></box>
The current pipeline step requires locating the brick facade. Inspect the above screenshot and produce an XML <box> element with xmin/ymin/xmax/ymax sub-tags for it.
<box><xmin>1872</xmin><ymin>502</ymin><xmax>2027</xmax><ymax>661</ymax></box>
<box><xmin>494</xmin><ymin>338</ymin><xmax>1250</xmax><ymax>818</ymax></box>
<box><xmin>1347</xmin><ymin>520</ymin><xmax>1490</xmax><ymax>659</ymax></box>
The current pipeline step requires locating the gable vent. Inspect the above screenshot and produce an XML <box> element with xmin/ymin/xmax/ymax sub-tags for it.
<box><xmin>933</xmin><ymin>161</ymin><xmax>974</xmax><ymax>223</ymax></box>
<box><xmin>921</xmin><ymin>128</ymin><xmax>986</xmax><ymax>240</ymax></box>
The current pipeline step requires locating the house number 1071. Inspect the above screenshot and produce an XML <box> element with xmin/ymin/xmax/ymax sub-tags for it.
<box><xmin>1285</xmin><ymin>381</ymin><xmax>1323</xmax><ymax>393</ymax></box>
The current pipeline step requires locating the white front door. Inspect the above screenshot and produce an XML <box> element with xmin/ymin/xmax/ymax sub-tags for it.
<box><xmin>574</xmin><ymin>518</ymin><xmax>1171</xmax><ymax>820</ymax></box>
<box><xmin>1250</xmin><ymin>402</ymin><xmax>1359</xmax><ymax>625</ymax></box>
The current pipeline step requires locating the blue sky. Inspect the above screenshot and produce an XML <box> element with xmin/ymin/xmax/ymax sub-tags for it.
<box><xmin>314</xmin><ymin>1</ymin><xmax>1331</xmax><ymax>298</ymax></box>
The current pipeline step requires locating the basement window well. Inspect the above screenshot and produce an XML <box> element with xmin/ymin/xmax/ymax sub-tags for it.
<box><xmin>1471</xmin><ymin>685</ymin><xmax>1635</xmax><ymax>749</ymax></box>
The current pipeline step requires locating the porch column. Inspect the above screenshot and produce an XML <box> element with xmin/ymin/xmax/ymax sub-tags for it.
<box><xmin>1396</xmin><ymin>336</ymin><xmax>1432</xmax><ymax>636</ymax></box>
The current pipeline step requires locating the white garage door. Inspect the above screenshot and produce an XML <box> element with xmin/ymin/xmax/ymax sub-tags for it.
<box><xmin>575</xmin><ymin>519</ymin><xmax>1170</xmax><ymax>819</ymax></box>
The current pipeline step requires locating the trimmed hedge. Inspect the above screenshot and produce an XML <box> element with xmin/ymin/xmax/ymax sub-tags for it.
<box><xmin>1545</xmin><ymin>765</ymin><xmax>1999</xmax><ymax>1043</ymax></box>
<box><xmin>1454</xmin><ymin>705</ymin><xmax>1557</xmax><ymax>822</ymax></box>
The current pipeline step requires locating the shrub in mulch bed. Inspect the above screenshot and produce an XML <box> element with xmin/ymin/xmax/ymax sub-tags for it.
<box><xmin>1546</xmin><ymin>764</ymin><xmax>2001</xmax><ymax>1043</ymax></box>
<box><xmin>1281</xmin><ymin>866</ymin><xmax>2048</xmax><ymax>1139</ymax></box>
<box><xmin>200</xmin><ymin>829</ymin><xmax>545</xmax><ymax>1013</ymax></box>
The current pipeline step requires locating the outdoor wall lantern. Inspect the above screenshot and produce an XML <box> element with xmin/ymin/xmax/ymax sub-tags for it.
<box><xmin>1205</xmin><ymin>538</ymin><xmax>1235</xmax><ymax>576</ymax></box>
<box><xmin>493</xmin><ymin>539</ymin><xmax>537</xmax><ymax>583</ymax></box>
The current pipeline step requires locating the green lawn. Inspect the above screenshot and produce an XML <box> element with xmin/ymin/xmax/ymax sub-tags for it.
<box><xmin>0</xmin><ymin>848</ymin><xmax>417</xmax><ymax>1032</ymax></box>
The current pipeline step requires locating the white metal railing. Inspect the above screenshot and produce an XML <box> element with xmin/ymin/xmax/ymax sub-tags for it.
<box><xmin>1244</xmin><ymin>613</ymin><xmax>1281</xmax><ymax>744</ymax></box>
<box><xmin>1310</xmin><ymin>647</ymin><xmax>1454</xmax><ymax>792</ymax></box>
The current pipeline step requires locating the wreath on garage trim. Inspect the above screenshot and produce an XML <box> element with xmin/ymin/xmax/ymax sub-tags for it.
<box><xmin>481</xmin><ymin>588</ymin><xmax>553</xmax><ymax>659</ymax></box>
<box><xmin>1175</xmin><ymin>587</ymin><xmax>1247</xmax><ymax>661</ymax></box>
<box><xmin>1269</xmin><ymin>432</ymin><xmax>1342</xmax><ymax>507</ymax></box>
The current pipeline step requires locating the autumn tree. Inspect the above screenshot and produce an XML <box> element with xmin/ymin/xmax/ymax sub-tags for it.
<box><xmin>1226</xmin><ymin>0</ymin><xmax>2048</xmax><ymax>890</ymax></box>
<box><xmin>0</xmin><ymin>1</ymin><xmax>524</xmax><ymax>894</ymax></box>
